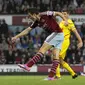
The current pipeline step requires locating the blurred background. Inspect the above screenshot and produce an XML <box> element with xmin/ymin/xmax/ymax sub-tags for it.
<box><xmin>0</xmin><ymin>0</ymin><xmax>85</xmax><ymax>75</ymax></box>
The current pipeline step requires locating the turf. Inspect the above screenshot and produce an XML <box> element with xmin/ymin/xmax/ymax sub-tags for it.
<box><xmin>0</xmin><ymin>75</ymin><xmax>85</xmax><ymax>85</ymax></box>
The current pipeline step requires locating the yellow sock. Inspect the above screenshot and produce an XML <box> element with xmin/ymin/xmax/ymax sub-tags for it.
<box><xmin>62</xmin><ymin>61</ymin><xmax>76</xmax><ymax>76</ymax></box>
<box><xmin>55</xmin><ymin>64</ymin><xmax>61</xmax><ymax>77</ymax></box>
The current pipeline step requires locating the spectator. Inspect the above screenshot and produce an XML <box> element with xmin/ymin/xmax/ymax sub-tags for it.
<box><xmin>0</xmin><ymin>0</ymin><xmax>3</xmax><ymax>13</ymax></box>
<box><xmin>15</xmin><ymin>2</ymin><xmax>21</xmax><ymax>14</ymax></box>
<box><xmin>28</xmin><ymin>37</ymin><xmax>34</xmax><ymax>49</ymax></box>
<box><xmin>15</xmin><ymin>38</ymin><xmax>22</xmax><ymax>50</ymax></box>
<box><xmin>75</xmin><ymin>51</ymin><xmax>82</xmax><ymax>64</ymax></box>
<box><xmin>80</xmin><ymin>1</ymin><xmax>85</xmax><ymax>9</ymax></box>
<box><xmin>81</xmin><ymin>23</ymin><xmax>85</xmax><ymax>36</ymax></box>
<box><xmin>2</xmin><ymin>39</ymin><xmax>8</xmax><ymax>51</ymax></box>
<box><xmin>21</xmin><ymin>54</ymin><xmax>26</xmax><ymax>64</ymax></box>
<box><xmin>71</xmin><ymin>53</ymin><xmax>76</xmax><ymax>64</ymax></box>
<box><xmin>0</xmin><ymin>19</ymin><xmax>8</xmax><ymax>35</ymax></box>
<box><xmin>21</xmin><ymin>39</ymin><xmax>28</xmax><ymax>49</ymax></box>
<box><xmin>6</xmin><ymin>50</ymin><xmax>15</xmax><ymax>64</ymax></box>
<box><xmin>0</xmin><ymin>52</ymin><xmax>6</xmax><ymax>64</ymax></box>
<box><xmin>14</xmin><ymin>52</ymin><xmax>21</xmax><ymax>64</ymax></box>
<box><xmin>21</xmin><ymin>0</ymin><xmax>29</xmax><ymax>13</ymax></box>
<box><xmin>75</xmin><ymin>7</ymin><xmax>83</xmax><ymax>14</ymax></box>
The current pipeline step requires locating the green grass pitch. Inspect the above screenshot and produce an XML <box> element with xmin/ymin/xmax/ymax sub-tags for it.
<box><xmin>0</xmin><ymin>75</ymin><xmax>85</xmax><ymax>85</ymax></box>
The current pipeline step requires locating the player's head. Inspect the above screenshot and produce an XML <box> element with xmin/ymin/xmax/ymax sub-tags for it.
<box><xmin>62</xmin><ymin>12</ymin><xmax>69</xmax><ymax>18</ymax></box>
<box><xmin>61</xmin><ymin>9</ymin><xmax>70</xmax><ymax>18</ymax></box>
<box><xmin>28</xmin><ymin>12</ymin><xmax>40</xmax><ymax>21</ymax></box>
<box><xmin>28</xmin><ymin>10</ymin><xmax>40</xmax><ymax>21</ymax></box>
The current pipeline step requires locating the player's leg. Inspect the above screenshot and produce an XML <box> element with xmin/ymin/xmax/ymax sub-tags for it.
<box><xmin>44</xmin><ymin>32</ymin><xmax>64</xmax><ymax>80</ymax></box>
<box><xmin>55</xmin><ymin>52</ymin><xmax>66</xmax><ymax>79</ymax></box>
<box><xmin>60</xmin><ymin>57</ymin><xmax>78</xmax><ymax>79</ymax></box>
<box><xmin>55</xmin><ymin>39</ymin><xmax>68</xmax><ymax>78</ymax></box>
<box><xmin>55</xmin><ymin>54</ymin><xmax>78</xmax><ymax>79</ymax></box>
<box><xmin>18</xmin><ymin>42</ymin><xmax>52</xmax><ymax>71</ymax></box>
<box><xmin>44</xmin><ymin>48</ymin><xmax>61</xmax><ymax>80</ymax></box>
<box><xmin>59</xmin><ymin>39</ymin><xmax>78</xmax><ymax>78</ymax></box>
<box><xmin>48</xmin><ymin>48</ymin><xmax>60</xmax><ymax>77</ymax></box>
<box><xmin>55</xmin><ymin>39</ymin><xmax>78</xmax><ymax>78</ymax></box>
<box><xmin>55</xmin><ymin>62</ymin><xmax>61</xmax><ymax>78</ymax></box>
<box><xmin>25</xmin><ymin>32</ymin><xmax>64</xmax><ymax>69</ymax></box>
<box><xmin>27</xmin><ymin>42</ymin><xmax>52</xmax><ymax>66</ymax></box>
<box><xmin>18</xmin><ymin>32</ymin><xmax>63</xmax><ymax>72</ymax></box>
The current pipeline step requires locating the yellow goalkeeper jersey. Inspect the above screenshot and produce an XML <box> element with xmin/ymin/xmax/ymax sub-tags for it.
<box><xmin>59</xmin><ymin>19</ymin><xmax>76</xmax><ymax>39</ymax></box>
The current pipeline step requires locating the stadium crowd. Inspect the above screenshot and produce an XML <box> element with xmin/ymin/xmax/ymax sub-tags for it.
<box><xmin>0</xmin><ymin>0</ymin><xmax>85</xmax><ymax>65</ymax></box>
<box><xmin>0</xmin><ymin>0</ymin><xmax>85</xmax><ymax>14</ymax></box>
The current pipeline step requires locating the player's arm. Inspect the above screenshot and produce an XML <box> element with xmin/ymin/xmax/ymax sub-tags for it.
<box><xmin>39</xmin><ymin>11</ymin><xmax>53</xmax><ymax>16</ymax></box>
<box><xmin>39</xmin><ymin>11</ymin><xmax>64</xmax><ymax>18</ymax></box>
<box><xmin>68</xmin><ymin>20</ymin><xmax>83</xmax><ymax>49</ymax></box>
<box><xmin>11</xmin><ymin>20</ymin><xmax>39</xmax><ymax>42</ymax></box>
<box><xmin>54</xmin><ymin>12</ymin><xmax>68</xmax><ymax>26</ymax></box>
<box><xmin>72</xmin><ymin>29</ymin><xmax>83</xmax><ymax>49</ymax></box>
<box><xmin>12</xmin><ymin>27</ymin><xmax>32</xmax><ymax>39</ymax></box>
<box><xmin>39</xmin><ymin>11</ymin><xmax>67</xmax><ymax>22</ymax></box>
<box><xmin>53</xmin><ymin>12</ymin><xmax>67</xmax><ymax>21</ymax></box>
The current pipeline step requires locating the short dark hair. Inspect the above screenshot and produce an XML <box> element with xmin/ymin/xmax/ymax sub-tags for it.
<box><xmin>28</xmin><ymin>9</ymin><xmax>39</xmax><ymax>14</ymax></box>
<box><xmin>62</xmin><ymin>9</ymin><xmax>70</xmax><ymax>14</ymax></box>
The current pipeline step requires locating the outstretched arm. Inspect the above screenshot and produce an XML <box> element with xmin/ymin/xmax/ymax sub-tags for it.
<box><xmin>12</xmin><ymin>20</ymin><xmax>39</xmax><ymax>42</ymax></box>
<box><xmin>16</xmin><ymin>27</ymin><xmax>32</xmax><ymax>38</ymax></box>
<box><xmin>11</xmin><ymin>27</ymin><xmax>32</xmax><ymax>42</ymax></box>
<box><xmin>72</xmin><ymin>29</ymin><xmax>83</xmax><ymax>49</ymax></box>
